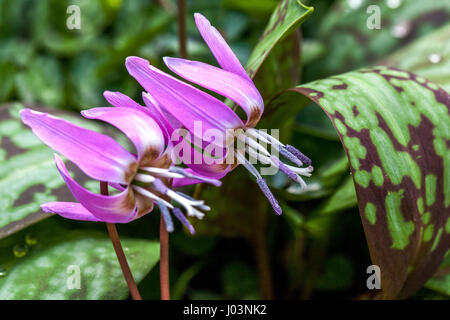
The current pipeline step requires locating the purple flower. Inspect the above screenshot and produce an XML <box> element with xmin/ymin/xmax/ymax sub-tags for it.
<box><xmin>20</xmin><ymin>106</ymin><xmax>221</xmax><ymax>233</ymax></box>
<box><xmin>123</xmin><ymin>13</ymin><xmax>313</xmax><ymax>215</ymax></box>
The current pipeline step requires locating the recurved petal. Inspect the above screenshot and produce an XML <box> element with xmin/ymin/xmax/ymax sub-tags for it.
<box><xmin>125</xmin><ymin>56</ymin><xmax>244</xmax><ymax>146</ymax></box>
<box><xmin>20</xmin><ymin>108</ymin><xmax>136</xmax><ymax>184</ymax></box>
<box><xmin>142</xmin><ymin>92</ymin><xmax>181</xmax><ymax>134</ymax></box>
<box><xmin>164</xmin><ymin>57</ymin><xmax>263</xmax><ymax>127</ymax></box>
<box><xmin>103</xmin><ymin>91</ymin><xmax>142</xmax><ymax>109</ymax></box>
<box><xmin>104</xmin><ymin>91</ymin><xmax>170</xmax><ymax>144</ymax></box>
<box><xmin>81</xmin><ymin>107</ymin><xmax>165</xmax><ymax>165</ymax></box>
<box><xmin>41</xmin><ymin>202</ymin><xmax>103</xmax><ymax>222</ymax></box>
<box><xmin>54</xmin><ymin>154</ymin><xmax>138</xmax><ymax>223</ymax></box>
<box><xmin>194</xmin><ymin>13</ymin><xmax>250</xmax><ymax>81</ymax></box>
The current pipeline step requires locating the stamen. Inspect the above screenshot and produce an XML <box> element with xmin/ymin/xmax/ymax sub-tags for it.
<box><xmin>236</xmin><ymin>151</ymin><xmax>262</xmax><ymax>179</ymax></box>
<box><xmin>169</xmin><ymin>167</ymin><xmax>222</xmax><ymax>187</ymax></box>
<box><xmin>166</xmin><ymin>189</ymin><xmax>205</xmax><ymax>219</ymax></box>
<box><xmin>134</xmin><ymin>173</ymin><xmax>156</xmax><ymax>184</ymax></box>
<box><xmin>285</xmin><ymin>164</ymin><xmax>313</xmax><ymax>176</ymax></box>
<box><xmin>172</xmin><ymin>207</ymin><xmax>196</xmax><ymax>235</ymax></box>
<box><xmin>132</xmin><ymin>185</ymin><xmax>173</xmax><ymax>208</ymax></box>
<box><xmin>239</xmin><ymin>134</ymin><xmax>271</xmax><ymax>157</ymax></box>
<box><xmin>140</xmin><ymin>167</ymin><xmax>184</xmax><ymax>179</ymax></box>
<box><xmin>176</xmin><ymin>192</ymin><xmax>211</xmax><ymax>211</ymax></box>
<box><xmin>285</xmin><ymin>145</ymin><xmax>312</xmax><ymax>165</ymax></box>
<box><xmin>279</xmin><ymin>147</ymin><xmax>304</xmax><ymax>167</ymax></box>
<box><xmin>256</xmin><ymin>178</ymin><xmax>282</xmax><ymax>215</ymax></box>
<box><xmin>157</xmin><ymin>200</ymin><xmax>174</xmax><ymax>232</ymax></box>
<box><xmin>152</xmin><ymin>179</ymin><xmax>169</xmax><ymax>194</ymax></box>
<box><xmin>271</xmin><ymin>157</ymin><xmax>299</xmax><ymax>183</ymax></box>
<box><xmin>252</xmin><ymin>128</ymin><xmax>284</xmax><ymax>147</ymax></box>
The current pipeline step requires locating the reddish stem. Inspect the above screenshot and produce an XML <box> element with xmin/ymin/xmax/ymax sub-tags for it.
<box><xmin>160</xmin><ymin>214</ymin><xmax>171</xmax><ymax>300</ymax></box>
<box><xmin>177</xmin><ymin>0</ymin><xmax>187</xmax><ymax>59</ymax></box>
<box><xmin>100</xmin><ymin>181</ymin><xmax>142</xmax><ymax>300</ymax></box>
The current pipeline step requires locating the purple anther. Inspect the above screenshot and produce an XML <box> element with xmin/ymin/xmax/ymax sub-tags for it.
<box><xmin>172</xmin><ymin>207</ymin><xmax>196</xmax><ymax>235</ymax></box>
<box><xmin>256</xmin><ymin>178</ymin><xmax>282</xmax><ymax>215</ymax></box>
<box><xmin>285</xmin><ymin>145</ymin><xmax>311</xmax><ymax>165</ymax></box>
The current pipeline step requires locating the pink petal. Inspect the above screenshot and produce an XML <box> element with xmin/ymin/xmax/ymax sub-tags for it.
<box><xmin>142</xmin><ymin>92</ymin><xmax>181</xmax><ymax>134</ymax></box>
<box><xmin>54</xmin><ymin>154</ymin><xmax>137</xmax><ymax>223</ymax></box>
<box><xmin>173</xmin><ymin>138</ymin><xmax>231</xmax><ymax>179</ymax></box>
<box><xmin>103</xmin><ymin>91</ymin><xmax>142</xmax><ymax>109</ymax></box>
<box><xmin>20</xmin><ymin>108</ymin><xmax>136</xmax><ymax>184</ymax></box>
<box><xmin>104</xmin><ymin>91</ymin><xmax>170</xmax><ymax>143</ymax></box>
<box><xmin>41</xmin><ymin>202</ymin><xmax>103</xmax><ymax>222</ymax></box>
<box><xmin>125</xmin><ymin>56</ymin><xmax>244</xmax><ymax>147</ymax></box>
<box><xmin>194</xmin><ymin>13</ymin><xmax>250</xmax><ymax>81</ymax></box>
<box><xmin>81</xmin><ymin>107</ymin><xmax>165</xmax><ymax>164</ymax></box>
<box><xmin>164</xmin><ymin>57</ymin><xmax>263</xmax><ymax>126</ymax></box>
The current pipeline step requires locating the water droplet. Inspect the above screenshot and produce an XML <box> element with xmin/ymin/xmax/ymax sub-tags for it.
<box><xmin>386</xmin><ymin>0</ymin><xmax>402</xmax><ymax>9</ymax></box>
<box><xmin>428</xmin><ymin>53</ymin><xmax>441</xmax><ymax>64</ymax></box>
<box><xmin>391</xmin><ymin>21</ymin><xmax>411</xmax><ymax>38</ymax></box>
<box><xmin>0</xmin><ymin>268</ymin><xmax>7</xmax><ymax>277</ymax></box>
<box><xmin>348</xmin><ymin>0</ymin><xmax>363</xmax><ymax>10</ymax></box>
<box><xmin>25</xmin><ymin>234</ymin><xmax>37</xmax><ymax>246</ymax></box>
<box><xmin>13</xmin><ymin>244</ymin><xmax>28</xmax><ymax>258</ymax></box>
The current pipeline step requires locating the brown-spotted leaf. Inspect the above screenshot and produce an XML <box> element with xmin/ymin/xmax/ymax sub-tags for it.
<box><xmin>272</xmin><ymin>66</ymin><xmax>449</xmax><ymax>299</ymax></box>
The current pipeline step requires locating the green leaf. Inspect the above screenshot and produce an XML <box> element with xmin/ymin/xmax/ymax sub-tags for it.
<box><xmin>0</xmin><ymin>226</ymin><xmax>159</xmax><ymax>299</ymax></box>
<box><xmin>381</xmin><ymin>23</ymin><xmax>450</xmax><ymax>92</ymax></box>
<box><xmin>319</xmin><ymin>176</ymin><xmax>356</xmax><ymax>215</ymax></box>
<box><xmin>305</xmin><ymin>0</ymin><xmax>450</xmax><ymax>81</ymax></box>
<box><xmin>245</xmin><ymin>0</ymin><xmax>313</xmax><ymax>79</ymax></box>
<box><xmin>272</xmin><ymin>66</ymin><xmax>449</xmax><ymax>299</ymax></box>
<box><xmin>0</xmin><ymin>103</ymin><xmax>128</xmax><ymax>239</ymax></box>
<box><xmin>425</xmin><ymin>250</ymin><xmax>450</xmax><ymax>297</ymax></box>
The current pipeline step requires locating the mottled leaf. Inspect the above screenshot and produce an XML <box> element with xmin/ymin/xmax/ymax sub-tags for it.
<box><xmin>0</xmin><ymin>227</ymin><xmax>159</xmax><ymax>299</ymax></box>
<box><xmin>273</xmin><ymin>66</ymin><xmax>449</xmax><ymax>299</ymax></box>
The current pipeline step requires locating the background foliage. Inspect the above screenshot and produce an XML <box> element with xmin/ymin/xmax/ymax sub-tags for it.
<box><xmin>0</xmin><ymin>0</ymin><xmax>449</xmax><ymax>299</ymax></box>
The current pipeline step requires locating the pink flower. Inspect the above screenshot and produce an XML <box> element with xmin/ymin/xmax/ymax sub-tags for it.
<box><xmin>20</xmin><ymin>106</ymin><xmax>221</xmax><ymax>233</ymax></box>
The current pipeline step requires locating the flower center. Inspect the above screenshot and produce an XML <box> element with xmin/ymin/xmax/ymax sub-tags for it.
<box><xmin>130</xmin><ymin>165</ymin><xmax>220</xmax><ymax>233</ymax></box>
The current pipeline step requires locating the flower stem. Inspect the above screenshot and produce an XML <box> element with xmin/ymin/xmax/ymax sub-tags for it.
<box><xmin>160</xmin><ymin>214</ymin><xmax>171</xmax><ymax>300</ymax></box>
<box><xmin>177</xmin><ymin>0</ymin><xmax>187</xmax><ymax>59</ymax></box>
<box><xmin>100</xmin><ymin>181</ymin><xmax>142</xmax><ymax>300</ymax></box>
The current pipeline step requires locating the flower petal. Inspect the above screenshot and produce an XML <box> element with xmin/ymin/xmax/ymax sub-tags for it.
<box><xmin>142</xmin><ymin>92</ymin><xmax>182</xmax><ymax>134</ymax></box>
<box><xmin>20</xmin><ymin>108</ymin><xmax>136</xmax><ymax>184</ymax></box>
<box><xmin>104</xmin><ymin>91</ymin><xmax>171</xmax><ymax>143</ymax></box>
<box><xmin>41</xmin><ymin>202</ymin><xmax>103</xmax><ymax>222</ymax></box>
<box><xmin>81</xmin><ymin>107</ymin><xmax>165</xmax><ymax>165</ymax></box>
<box><xmin>194</xmin><ymin>13</ymin><xmax>250</xmax><ymax>81</ymax></box>
<box><xmin>54</xmin><ymin>154</ymin><xmax>137</xmax><ymax>223</ymax></box>
<box><xmin>125</xmin><ymin>56</ymin><xmax>244</xmax><ymax>146</ymax></box>
<box><xmin>171</xmin><ymin>135</ymin><xmax>231</xmax><ymax>178</ymax></box>
<box><xmin>164</xmin><ymin>57</ymin><xmax>263</xmax><ymax>127</ymax></box>
<box><xmin>103</xmin><ymin>91</ymin><xmax>142</xmax><ymax>109</ymax></box>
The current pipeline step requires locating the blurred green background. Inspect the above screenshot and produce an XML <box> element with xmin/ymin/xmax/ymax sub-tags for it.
<box><xmin>0</xmin><ymin>0</ymin><xmax>449</xmax><ymax>299</ymax></box>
